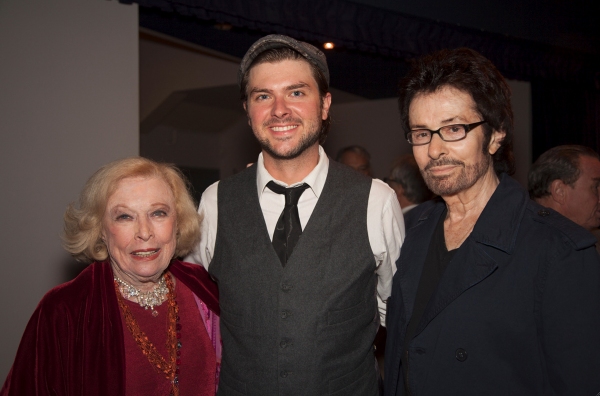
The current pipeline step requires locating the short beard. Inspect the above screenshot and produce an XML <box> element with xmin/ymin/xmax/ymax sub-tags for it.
<box><xmin>255</xmin><ymin>116</ymin><xmax>323</xmax><ymax>160</ymax></box>
<box><xmin>421</xmin><ymin>155</ymin><xmax>492</xmax><ymax>196</ymax></box>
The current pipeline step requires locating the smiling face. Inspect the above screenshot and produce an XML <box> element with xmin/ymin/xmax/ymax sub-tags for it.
<box><xmin>102</xmin><ymin>176</ymin><xmax>178</xmax><ymax>290</ymax></box>
<box><xmin>244</xmin><ymin>59</ymin><xmax>331</xmax><ymax>161</ymax></box>
<box><xmin>409</xmin><ymin>86</ymin><xmax>504</xmax><ymax>198</ymax></box>
<box><xmin>562</xmin><ymin>155</ymin><xmax>600</xmax><ymax>231</ymax></box>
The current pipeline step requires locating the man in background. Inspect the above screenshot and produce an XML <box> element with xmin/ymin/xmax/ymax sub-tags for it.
<box><xmin>528</xmin><ymin>144</ymin><xmax>600</xmax><ymax>233</ymax></box>
<box><xmin>337</xmin><ymin>145</ymin><xmax>373</xmax><ymax>177</ymax></box>
<box><xmin>386</xmin><ymin>154</ymin><xmax>433</xmax><ymax>214</ymax></box>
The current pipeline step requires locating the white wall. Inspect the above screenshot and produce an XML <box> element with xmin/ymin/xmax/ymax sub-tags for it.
<box><xmin>0</xmin><ymin>0</ymin><xmax>139</xmax><ymax>380</ymax></box>
<box><xmin>140</xmin><ymin>32</ymin><xmax>240</xmax><ymax>121</ymax></box>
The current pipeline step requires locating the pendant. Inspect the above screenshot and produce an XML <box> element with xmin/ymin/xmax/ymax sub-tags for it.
<box><xmin>152</xmin><ymin>309</ymin><xmax>159</xmax><ymax>317</ymax></box>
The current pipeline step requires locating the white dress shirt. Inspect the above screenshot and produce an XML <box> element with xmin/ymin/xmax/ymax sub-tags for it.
<box><xmin>186</xmin><ymin>146</ymin><xmax>405</xmax><ymax>324</ymax></box>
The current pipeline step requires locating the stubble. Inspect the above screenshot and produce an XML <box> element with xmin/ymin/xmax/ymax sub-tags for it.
<box><xmin>421</xmin><ymin>155</ymin><xmax>492</xmax><ymax>196</ymax></box>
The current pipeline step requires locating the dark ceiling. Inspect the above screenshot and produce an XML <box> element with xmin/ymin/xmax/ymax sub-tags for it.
<box><xmin>136</xmin><ymin>0</ymin><xmax>598</xmax><ymax>100</ymax></box>
<box><xmin>348</xmin><ymin>0</ymin><xmax>599</xmax><ymax>55</ymax></box>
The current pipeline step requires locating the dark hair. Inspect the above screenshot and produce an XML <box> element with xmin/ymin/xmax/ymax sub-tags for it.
<box><xmin>398</xmin><ymin>47</ymin><xmax>515</xmax><ymax>175</ymax></box>
<box><xmin>388</xmin><ymin>154</ymin><xmax>433</xmax><ymax>204</ymax></box>
<box><xmin>336</xmin><ymin>145</ymin><xmax>371</xmax><ymax>162</ymax></box>
<box><xmin>528</xmin><ymin>145</ymin><xmax>600</xmax><ymax>199</ymax></box>
<box><xmin>240</xmin><ymin>47</ymin><xmax>331</xmax><ymax>143</ymax></box>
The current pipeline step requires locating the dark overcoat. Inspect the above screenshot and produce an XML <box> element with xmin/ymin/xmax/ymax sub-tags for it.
<box><xmin>384</xmin><ymin>174</ymin><xmax>600</xmax><ymax>395</ymax></box>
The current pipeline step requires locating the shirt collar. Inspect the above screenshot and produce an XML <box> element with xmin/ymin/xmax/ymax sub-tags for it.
<box><xmin>256</xmin><ymin>145</ymin><xmax>329</xmax><ymax>198</ymax></box>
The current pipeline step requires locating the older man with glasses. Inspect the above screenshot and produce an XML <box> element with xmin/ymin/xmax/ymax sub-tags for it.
<box><xmin>384</xmin><ymin>48</ymin><xmax>600</xmax><ymax>396</ymax></box>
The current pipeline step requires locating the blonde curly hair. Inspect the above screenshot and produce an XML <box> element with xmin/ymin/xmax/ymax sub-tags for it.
<box><xmin>63</xmin><ymin>157</ymin><xmax>201</xmax><ymax>263</ymax></box>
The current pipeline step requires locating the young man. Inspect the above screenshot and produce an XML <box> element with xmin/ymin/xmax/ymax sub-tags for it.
<box><xmin>384</xmin><ymin>48</ymin><xmax>600</xmax><ymax>395</ymax></box>
<box><xmin>187</xmin><ymin>35</ymin><xmax>404</xmax><ymax>395</ymax></box>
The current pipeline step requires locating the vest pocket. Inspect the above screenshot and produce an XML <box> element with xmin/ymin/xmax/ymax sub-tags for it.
<box><xmin>322</xmin><ymin>299</ymin><xmax>376</xmax><ymax>337</ymax></box>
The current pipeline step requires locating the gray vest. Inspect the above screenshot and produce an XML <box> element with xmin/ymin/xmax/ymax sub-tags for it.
<box><xmin>210</xmin><ymin>161</ymin><xmax>379</xmax><ymax>396</ymax></box>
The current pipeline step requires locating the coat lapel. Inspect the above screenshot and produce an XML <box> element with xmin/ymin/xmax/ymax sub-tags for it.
<box><xmin>412</xmin><ymin>175</ymin><xmax>528</xmax><ymax>335</ymax></box>
<box><xmin>398</xmin><ymin>202</ymin><xmax>444</xmax><ymax>325</ymax></box>
<box><xmin>414</xmin><ymin>239</ymin><xmax>498</xmax><ymax>335</ymax></box>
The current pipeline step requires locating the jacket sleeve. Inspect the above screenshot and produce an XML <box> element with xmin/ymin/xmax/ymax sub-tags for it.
<box><xmin>1</xmin><ymin>262</ymin><xmax>126</xmax><ymax>396</ymax></box>
<box><xmin>538</xmin><ymin>243</ymin><xmax>600</xmax><ymax>395</ymax></box>
<box><xmin>1</xmin><ymin>295</ymin><xmax>70</xmax><ymax>396</ymax></box>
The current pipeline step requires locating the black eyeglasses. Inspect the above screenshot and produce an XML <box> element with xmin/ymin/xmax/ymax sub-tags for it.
<box><xmin>406</xmin><ymin>120</ymin><xmax>487</xmax><ymax>146</ymax></box>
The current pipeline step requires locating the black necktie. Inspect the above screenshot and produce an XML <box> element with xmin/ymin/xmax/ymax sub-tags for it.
<box><xmin>266</xmin><ymin>181</ymin><xmax>310</xmax><ymax>266</ymax></box>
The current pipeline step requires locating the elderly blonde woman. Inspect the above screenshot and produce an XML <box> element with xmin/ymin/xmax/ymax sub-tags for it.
<box><xmin>1</xmin><ymin>157</ymin><xmax>220</xmax><ymax>396</ymax></box>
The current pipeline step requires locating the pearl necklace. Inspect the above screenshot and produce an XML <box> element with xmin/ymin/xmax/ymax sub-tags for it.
<box><xmin>114</xmin><ymin>275</ymin><xmax>168</xmax><ymax>317</ymax></box>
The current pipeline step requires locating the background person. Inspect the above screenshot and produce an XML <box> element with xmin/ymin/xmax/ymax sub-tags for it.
<box><xmin>528</xmin><ymin>144</ymin><xmax>600</xmax><ymax>232</ymax></box>
<box><xmin>384</xmin><ymin>48</ymin><xmax>600</xmax><ymax>395</ymax></box>
<box><xmin>336</xmin><ymin>145</ymin><xmax>374</xmax><ymax>177</ymax></box>
<box><xmin>1</xmin><ymin>157</ymin><xmax>220</xmax><ymax>396</ymax></box>
<box><xmin>386</xmin><ymin>154</ymin><xmax>433</xmax><ymax>214</ymax></box>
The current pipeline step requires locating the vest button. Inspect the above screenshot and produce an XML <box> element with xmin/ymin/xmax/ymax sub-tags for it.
<box><xmin>280</xmin><ymin>370</ymin><xmax>288</xmax><ymax>378</ymax></box>
<box><xmin>455</xmin><ymin>348</ymin><xmax>468</xmax><ymax>362</ymax></box>
<box><xmin>281</xmin><ymin>310</ymin><xmax>290</xmax><ymax>319</ymax></box>
<box><xmin>280</xmin><ymin>338</ymin><xmax>292</xmax><ymax>348</ymax></box>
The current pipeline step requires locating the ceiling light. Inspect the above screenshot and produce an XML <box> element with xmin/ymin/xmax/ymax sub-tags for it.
<box><xmin>323</xmin><ymin>42</ymin><xmax>335</xmax><ymax>50</ymax></box>
<box><xmin>214</xmin><ymin>23</ymin><xmax>233</xmax><ymax>31</ymax></box>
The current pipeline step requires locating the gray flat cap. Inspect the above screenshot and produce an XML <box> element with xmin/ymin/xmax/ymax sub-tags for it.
<box><xmin>238</xmin><ymin>34</ymin><xmax>330</xmax><ymax>86</ymax></box>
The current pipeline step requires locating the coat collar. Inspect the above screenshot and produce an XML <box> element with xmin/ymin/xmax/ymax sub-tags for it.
<box><xmin>399</xmin><ymin>174</ymin><xmax>530</xmax><ymax>335</ymax></box>
<box><xmin>469</xmin><ymin>174</ymin><xmax>529</xmax><ymax>255</ymax></box>
<box><xmin>412</xmin><ymin>173</ymin><xmax>528</xmax><ymax>254</ymax></box>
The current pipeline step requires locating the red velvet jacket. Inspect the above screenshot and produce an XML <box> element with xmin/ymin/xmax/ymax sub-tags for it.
<box><xmin>1</xmin><ymin>260</ymin><xmax>219</xmax><ymax>396</ymax></box>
